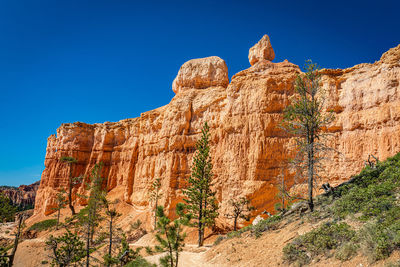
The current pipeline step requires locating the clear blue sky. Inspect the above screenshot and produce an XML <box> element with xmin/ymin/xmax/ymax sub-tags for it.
<box><xmin>0</xmin><ymin>0</ymin><xmax>399</xmax><ymax>186</ymax></box>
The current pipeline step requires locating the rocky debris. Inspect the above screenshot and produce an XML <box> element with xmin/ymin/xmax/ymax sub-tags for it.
<box><xmin>34</xmin><ymin>38</ymin><xmax>400</xmax><ymax>228</ymax></box>
<box><xmin>248</xmin><ymin>34</ymin><xmax>275</xmax><ymax>65</ymax></box>
<box><xmin>0</xmin><ymin>181</ymin><xmax>40</xmax><ymax>209</ymax></box>
<box><xmin>252</xmin><ymin>215</ymin><xmax>264</xmax><ymax>226</ymax></box>
<box><xmin>172</xmin><ymin>56</ymin><xmax>229</xmax><ymax>94</ymax></box>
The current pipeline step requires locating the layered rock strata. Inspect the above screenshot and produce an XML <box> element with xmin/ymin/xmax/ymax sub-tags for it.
<box><xmin>34</xmin><ymin>35</ymin><xmax>400</xmax><ymax>228</ymax></box>
<box><xmin>0</xmin><ymin>181</ymin><xmax>40</xmax><ymax>209</ymax></box>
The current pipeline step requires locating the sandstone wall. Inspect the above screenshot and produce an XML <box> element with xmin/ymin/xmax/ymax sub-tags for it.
<box><xmin>34</xmin><ymin>35</ymin><xmax>400</xmax><ymax>228</ymax></box>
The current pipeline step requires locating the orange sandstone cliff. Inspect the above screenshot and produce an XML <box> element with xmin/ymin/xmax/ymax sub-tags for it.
<box><xmin>34</xmin><ymin>35</ymin><xmax>400</xmax><ymax>228</ymax></box>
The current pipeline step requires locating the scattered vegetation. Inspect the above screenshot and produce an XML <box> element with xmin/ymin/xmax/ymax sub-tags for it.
<box><xmin>282</xmin><ymin>152</ymin><xmax>400</xmax><ymax>265</ymax></box>
<box><xmin>0</xmin><ymin>193</ymin><xmax>18</xmax><ymax>222</ymax></box>
<box><xmin>29</xmin><ymin>219</ymin><xmax>57</xmax><ymax>231</ymax></box>
<box><xmin>283</xmin><ymin>222</ymin><xmax>356</xmax><ymax>265</ymax></box>
<box><xmin>219</xmin><ymin>215</ymin><xmax>282</xmax><ymax>243</ymax></box>
<box><xmin>251</xmin><ymin>215</ymin><xmax>282</xmax><ymax>238</ymax></box>
<box><xmin>225</xmin><ymin>196</ymin><xmax>254</xmax><ymax>231</ymax></box>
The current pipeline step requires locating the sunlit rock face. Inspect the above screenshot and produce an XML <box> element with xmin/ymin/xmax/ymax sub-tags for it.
<box><xmin>172</xmin><ymin>56</ymin><xmax>229</xmax><ymax>94</ymax></box>
<box><xmin>248</xmin><ymin>34</ymin><xmax>275</xmax><ymax>65</ymax></box>
<box><xmin>34</xmin><ymin>35</ymin><xmax>400</xmax><ymax>228</ymax></box>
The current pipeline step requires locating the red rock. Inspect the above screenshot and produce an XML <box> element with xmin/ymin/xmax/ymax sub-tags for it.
<box><xmin>33</xmin><ymin>37</ymin><xmax>400</xmax><ymax>229</ymax></box>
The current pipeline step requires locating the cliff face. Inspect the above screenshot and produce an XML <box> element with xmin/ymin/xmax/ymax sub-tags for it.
<box><xmin>0</xmin><ymin>181</ymin><xmax>40</xmax><ymax>209</ymax></box>
<box><xmin>34</xmin><ymin>35</ymin><xmax>400</xmax><ymax>227</ymax></box>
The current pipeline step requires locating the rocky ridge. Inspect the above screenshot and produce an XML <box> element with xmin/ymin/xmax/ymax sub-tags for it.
<box><xmin>33</xmin><ymin>35</ymin><xmax>400</xmax><ymax>229</ymax></box>
<box><xmin>0</xmin><ymin>181</ymin><xmax>40</xmax><ymax>209</ymax></box>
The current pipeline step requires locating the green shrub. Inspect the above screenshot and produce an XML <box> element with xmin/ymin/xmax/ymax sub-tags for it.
<box><xmin>125</xmin><ymin>257</ymin><xmax>156</xmax><ymax>267</ymax></box>
<box><xmin>214</xmin><ymin>235</ymin><xmax>226</xmax><ymax>246</ymax></box>
<box><xmin>358</xmin><ymin>218</ymin><xmax>400</xmax><ymax>262</ymax></box>
<box><xmin>283</xmin><ymin>222</ymin><xmax>355</xmax><ymax>265</ymax></box>
<box><xmin>129</xmin><ymin>219</ymin><xmax>142</xmax><ymax>231</ymax></box>
<box><xmin>335</xmin><ymin>242</ymin><xmax>358</xmax><ymax>261</ymax></box>
<box><xmin>332</xmin><ymin>181</ymin><xmax>396</xmax><ymax>220</ymax></box>
<box><xmin>29</xmin><ymin>219</ymin><xmax>57</xmax><ymax>231</ymax></box>
<box><xmin>252</xmin><ymin>215</ymin><xmax>281</xmax><ymax>238</ymax></box>
<box><xmin>282</xmin><ymin>243</ymin><xmax>310</xmax><ymax>266</ymax></box>
<box><xmin>226</xmin><ymin>231</ymin><xmax>241</xmax><ymax>239</ymax></box>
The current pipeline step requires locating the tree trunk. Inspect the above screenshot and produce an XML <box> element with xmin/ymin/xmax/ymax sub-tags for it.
<box><xmin>198</xmin><ymin>189</ymin><xmax>204</xmax><ymax>247</ymax></box>
<box><xmin>282</xmin><ymin>172</ymin><xmax>285</xmax><ymax>211</ymax></box>
<box><xmin>108</xmin><ymin>217</ymin><xmax>112</xmax><ymax>267</ymax></box>
<box><xmin>56</xmin><ymin>209</ymin><xmax>60</xmax><ymax>230</ymax></box>
<box><xmin>233</xmin><ymin>216</ymin><xmax>238</xmax><ymax>232</ymax></box>
<box><xmin>175</xmin><ymin>233</ymin><xmax>179</xmax><ymax>267</ymax></box>
<box><xmin>68</xmin><ymin>165</ymin><xmax>76</xmax><ymax>216</ymax></box>
<box><xmin>86</xmin><ymin>224</ymin><xmax>90</xmax><ymax>267</ymax></box>
<box><xmin>154</xmin><ymin>193</ymin><xmax>158</xmax><ymax>230</ymax></box>
<box><xmin>308</xmin><ymin>141</ymin><xmax>314</xmax><ymax>212</ymax></box>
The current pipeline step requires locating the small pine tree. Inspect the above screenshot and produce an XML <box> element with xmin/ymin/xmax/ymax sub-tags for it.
<box><xmin>274</xmin><ymin>168</ymin><xmax>294</xmax><ymax>212</ymax></box>
<box><xmin>46</xmin><ymin>229</ymin><xmax>85</xmax><ymax>266</ymax></box>
<box><xmin>60</xmin><ymin>156</ymin><xmax>79</xmax><ymax>216</ymax></box>
<box><xmin>149</xmin><ymin>178</ymin><xmax>162</xmax><ymax>230</ymax></box>
<box><xmin>183</xmin><ymin>122</ymin><xmax>219</xmax><ymax>247</ymax></box>
<box><xmin>101</xmin><ymin>197</ymin><xmax>121</xmax><ymax>267</ymax></box>
<box><xmin>281</xmin><ymin>60</ymin><xmax>334</xmax><ymax>211</ymax></box>
<box><xmin>154</xmin><ymin>203</ymin><xmax>190</xmax><ymax>267</ymax></box>
<box><xmin>225</xmin><ymin>196</ymin><xmax>255</xmax><ymax>231</ymax></box>
<box><xmin>53</xmin><ymin>189</ymin><xmax>67</xmax><ymax>230</ymax></box>
<box><xmin>76</xmin><ymin>162</ymin><xmax>106</xmax><ymax>267</ymax></box>
<box><xmin>0</xmin><ymin>246</ymin><xmax>9</xmax><ymax>266</ymax></box>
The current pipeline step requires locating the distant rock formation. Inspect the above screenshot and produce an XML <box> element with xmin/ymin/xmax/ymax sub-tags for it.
<box><xmin>33</xmin><ymin>35</ymin><xmax>400</xmax><ymax>229</ymax></box>
<box><xmin>0</xmin><ymin>181</ymin><xmax>40</xmax><ymax>209</ymax></box>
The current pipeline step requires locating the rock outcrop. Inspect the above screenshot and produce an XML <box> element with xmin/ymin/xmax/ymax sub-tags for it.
<box><xmin>0</xmin><ymin>181</ymin><xmax>40</xmax><ymax>209</ymax></box>
<box><xmin>34</xmin><ymin>35</ymin><xmax>400</xmax><ymax>229</ymax></box>
<box><xmin>248</xmin><ymin>34</ymin><xmax>275</xmax><ymax>65</ymax></box>
<box><xmin>172</xmin><ymin>56</ymin><xmax>229</xmax><ymax>94</ymax></box>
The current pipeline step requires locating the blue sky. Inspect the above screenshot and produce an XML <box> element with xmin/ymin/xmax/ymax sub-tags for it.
<box><xmin>0</xmin><ymin>0</ymin><xmax>399</xmax><ymax>186</ymax></box>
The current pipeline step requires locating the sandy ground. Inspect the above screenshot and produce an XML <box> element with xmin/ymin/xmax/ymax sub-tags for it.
<box><xmin>7</xmin><ymin>189</ymin><xmax>400</xmax><ymax>267</ymax></box>
<box><xmin>145</xmin><ymin>245</ymin><xmax>212</xmax><ymax>267</ymax></box>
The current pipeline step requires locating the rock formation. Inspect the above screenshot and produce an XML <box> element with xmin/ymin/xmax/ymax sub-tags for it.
<box><xmin>172</xmin><ymin>56</ymin><xmax>229</xmax><ymax>94</ymax></box>
<box><xmin>34</xmin><ymin>35</ymin><xmax>400</xmax><ymax>229</ymax></box>
<box><xmin>0</xmin><ymin>181</ymin><xmax>40</xmax><ymax>209</ymax></box>
<box><xmin>248</xmin><ymin>34</ymin><xmax>275</xmax><ymax>65</ymax></box>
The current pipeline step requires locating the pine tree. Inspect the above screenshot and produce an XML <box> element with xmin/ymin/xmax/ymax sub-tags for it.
<box><xmin>281</xmin><ymin>60</ymin><xmax>334</xmax><ymax>211</ymax></box>
<box><xmin>225</xmin><ymin>196</ymin><xmax>254</xmax><ymax>231</ymax></box>
<box><xmin>101</xmin><ymin>197</ymin><xmax>121</xmax><ymax>267</ymax></box>
<box><xmin>183</xmin><ymin>122</ymin><xmax>219</xmax><ymax>247</ymax></box>
<box><xmin>154</xmin><ymin>203</ymin><xmax>190</xmax><ymax>267</ymax></box>
<box><xmin>149</xmin><ymin>178</ymin><xmax>162</xmax><ymax>230</ymax></box>
<box><xmin>76</xmin><ymin>162</ymin><xmax>106</xmax><ymax>267</ymax></box>
<box><xmin>46</xmin><ymin>229</ymin><xmax>85</xmax><ymax>266</ymax></box>
<box><xmin>53</xmin><ymin>189</ymin><xmax>67</xmax><ymax>230</ymax></box>
<box><xmin>60</xmin><ymin>156</ymin><xmax>80</xmax><ymax>215</ymax></box>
